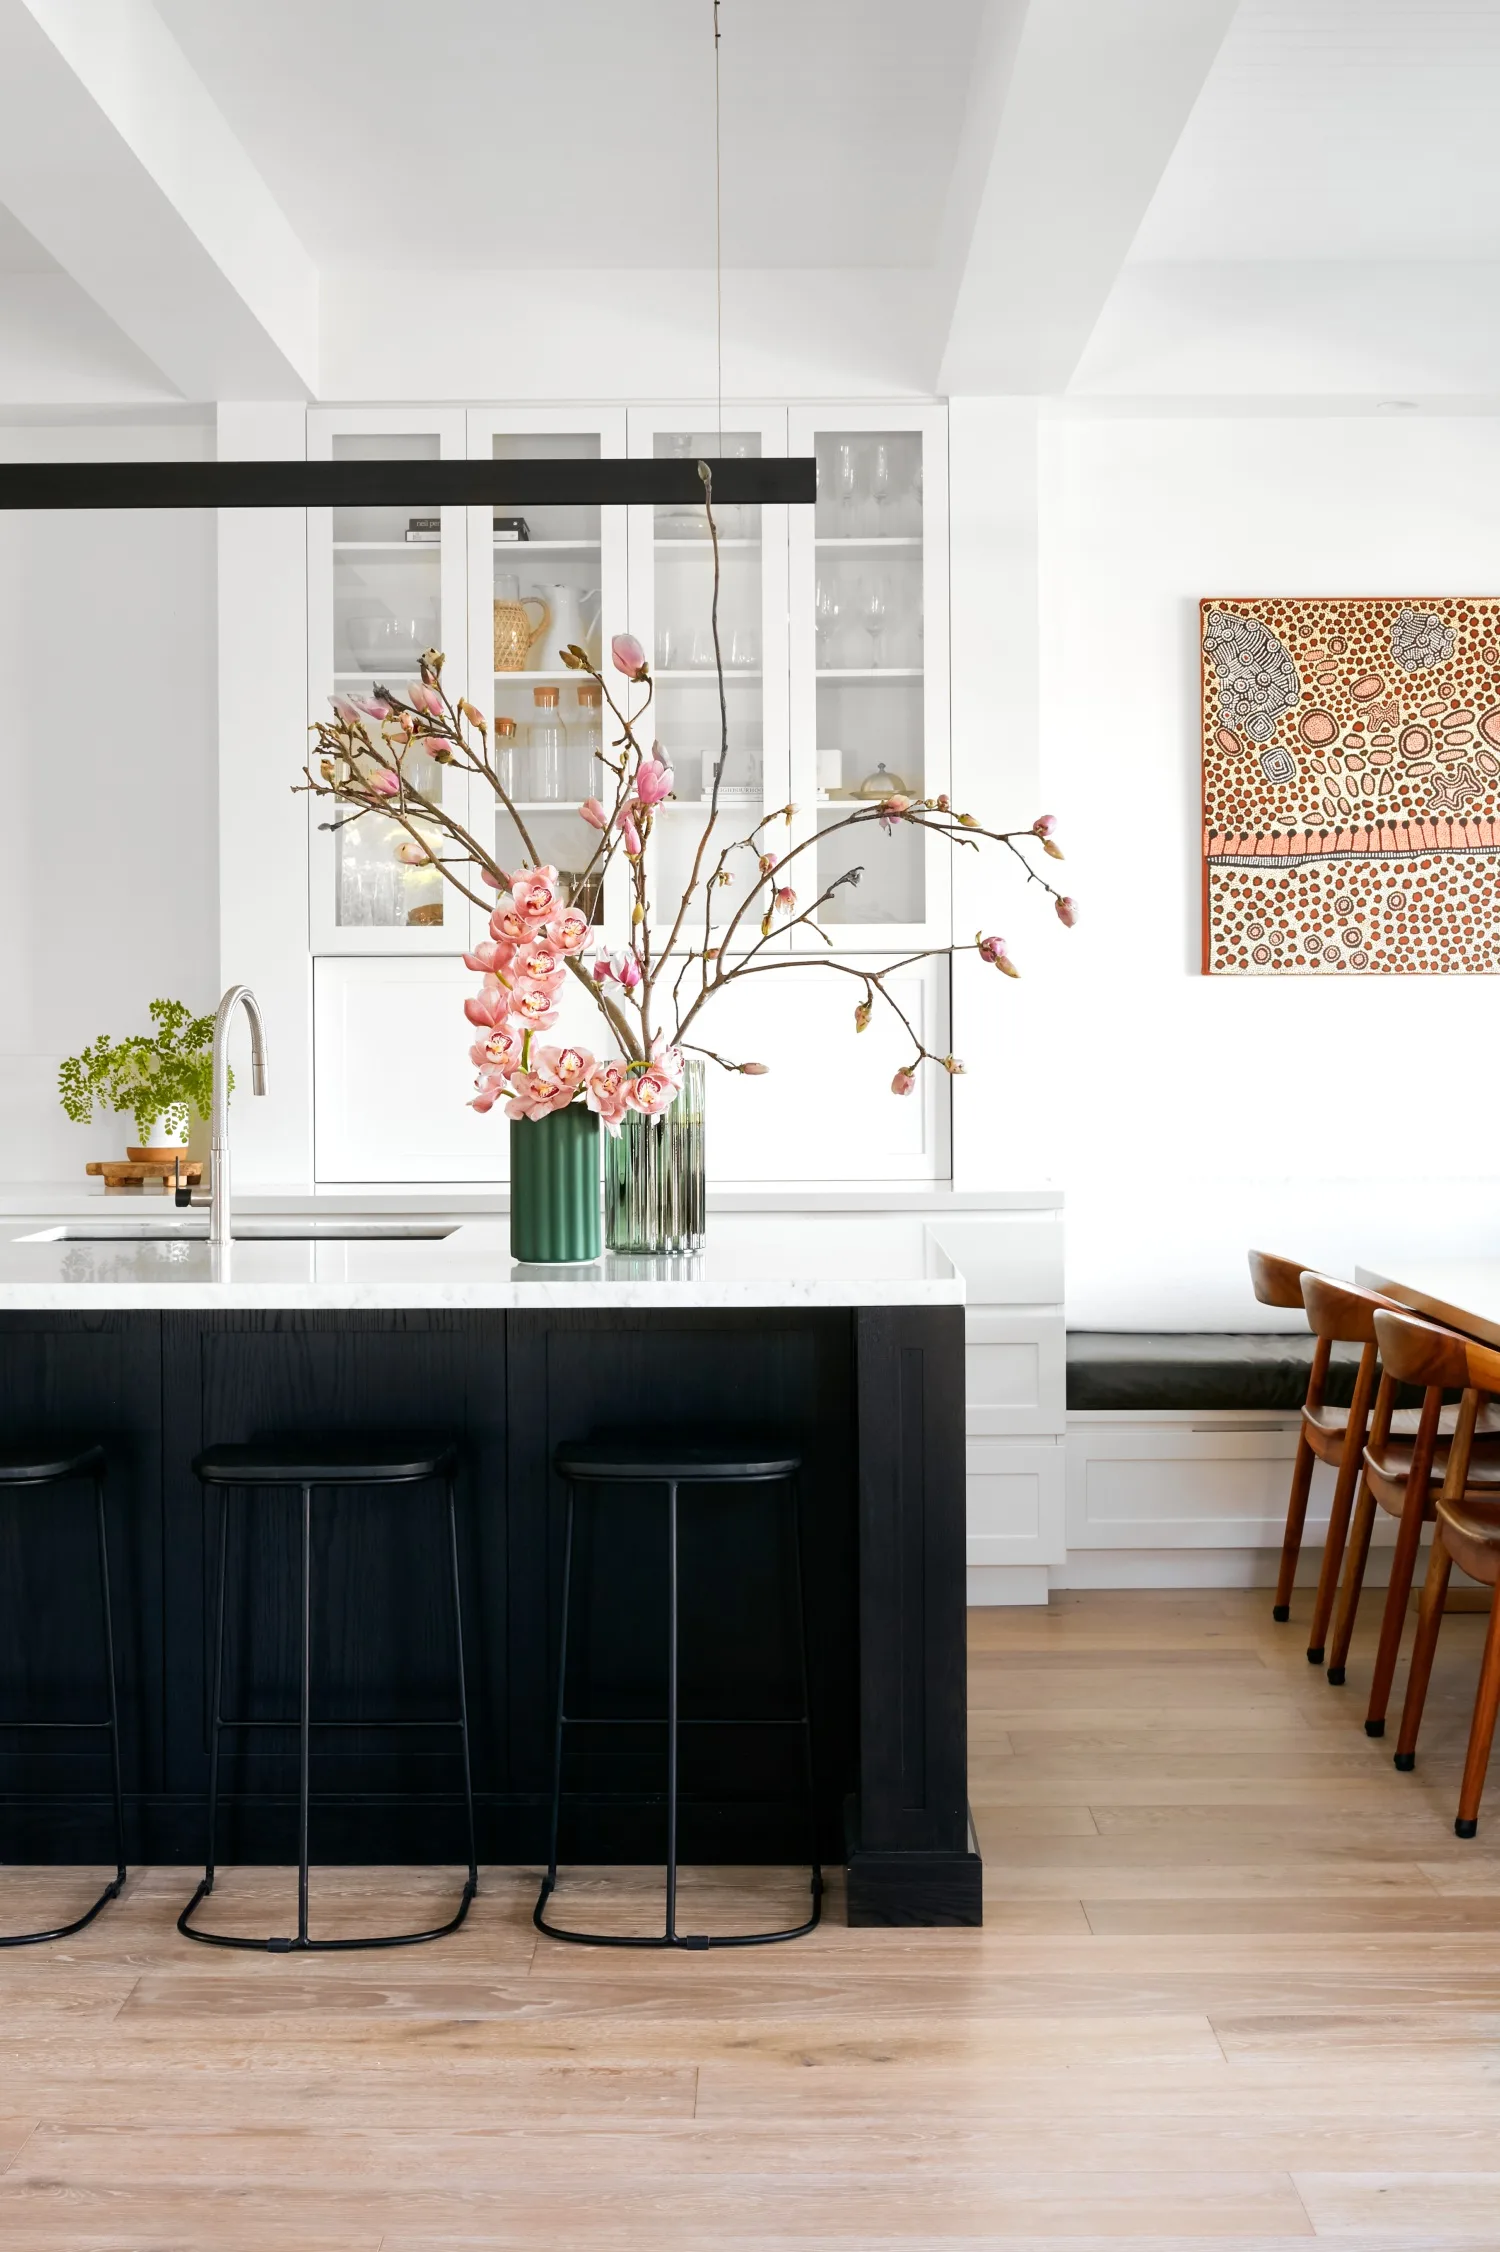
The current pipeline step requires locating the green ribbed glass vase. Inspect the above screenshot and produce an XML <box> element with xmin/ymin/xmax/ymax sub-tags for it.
<box><xmin>509</xmin><ymin>1102</ymin><xmax>601</xmax><ymax>1263</ymax></box>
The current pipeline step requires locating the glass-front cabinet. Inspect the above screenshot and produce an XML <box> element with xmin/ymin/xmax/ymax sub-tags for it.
<box><xmin>625</xmin><ymin>408</ymin><xmax>789</xmax><ymax>952</ymax></box>
<box><xmin>306</xmin><ymin>403</ymin><xmax>948</xmax><ymax>958</ymax></box>
<box><xmin>307</xmin><ymin>409</ymin><xmax>469</xmax><ymax>953</ymax></box>
<box><xmin>790</xmin><ymin>403</ymin><xmax>949</xmax><ymax>952</ymax></box>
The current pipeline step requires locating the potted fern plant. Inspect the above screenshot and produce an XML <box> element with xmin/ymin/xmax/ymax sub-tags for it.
<box><xmin>59</xmin><ymin>999</ymin><xmax>219</xmax><ymax>1158</ymax></box>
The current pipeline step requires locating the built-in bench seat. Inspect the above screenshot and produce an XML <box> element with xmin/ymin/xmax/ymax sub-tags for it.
<box><xmin>1066</xmin><ymin>1332</ymin><xmax>1365</xmax><ymax>1413</ymax></box>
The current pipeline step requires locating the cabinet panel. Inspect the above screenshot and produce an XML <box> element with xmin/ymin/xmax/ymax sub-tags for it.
<box><xmin>966</xmin><ymin>1439</ymin><xmax>1065</xmax><ymax>1568</ymax></box>
<box><xmin>963</xmin><ymin>1311</ymin><xmax>1065</xmax><ymax>1436</ymax></box>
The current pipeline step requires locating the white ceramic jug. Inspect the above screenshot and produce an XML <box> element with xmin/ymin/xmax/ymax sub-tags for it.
<box><xmin>539</xmin><ymin>584</ymin><xmax>601</xmax><ymax>667</ymax></box>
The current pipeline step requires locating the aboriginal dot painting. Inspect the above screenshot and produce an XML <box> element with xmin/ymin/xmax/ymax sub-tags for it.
<box><xmin>1201</xmin><ymin>596</ymin><xmax>1500</xmax><ymax>975</ymax></box>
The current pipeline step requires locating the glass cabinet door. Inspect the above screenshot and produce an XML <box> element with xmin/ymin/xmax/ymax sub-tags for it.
<box><xmin>466</xmin><ymin>410</ymin><xmax>628</xmax><ymax>940</ymax></box>
<box><xmin>789</xmin><ymin>405</ymin><xmax>950</xmax><ymax>950</ymax></box>
<box><xmin>307</xmin><ymin>410</ymin><xmax>469</xmax><ymax>953</ymax></box>
<box><xmin>626</xmin><ymin>408</ymin><xmax>789</xmax><ymax>951</ymax></box>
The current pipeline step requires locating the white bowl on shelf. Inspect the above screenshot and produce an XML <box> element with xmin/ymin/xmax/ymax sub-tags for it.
<box><xmin>345</xmin><ymin>615</ymin><xmax>437</xmax><ymax>671</ymax></box>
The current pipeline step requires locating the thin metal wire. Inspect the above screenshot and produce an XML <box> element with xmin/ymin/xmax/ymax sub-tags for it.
<box><xmin>714</xmin><ymin>0</ymin><xmax>723</xmax><ymax>449</ymax></box>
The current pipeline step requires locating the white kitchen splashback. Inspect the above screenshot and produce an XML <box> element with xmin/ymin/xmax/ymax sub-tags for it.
<box><xmin>313</xmin><ymin>956</ymin><xmax>947</xmax><ymax>1186</ymax></box>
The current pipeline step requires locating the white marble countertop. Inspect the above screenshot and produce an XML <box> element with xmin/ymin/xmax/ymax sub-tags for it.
<box><xmin>0</xmin><ymin>1213</ymin><xmax>964</xmax><ymax>1311</ymax></box>
<box><xmin>0</xmin><ymin>1180</ymin><xmax>1061</xmax><ymax>1220</ymax></box>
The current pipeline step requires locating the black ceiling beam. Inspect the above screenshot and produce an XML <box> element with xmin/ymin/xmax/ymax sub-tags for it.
<box><xmin>0</xmin><ymin>457</ymin><xmax>818</xmax><ymax>510</ymax></box>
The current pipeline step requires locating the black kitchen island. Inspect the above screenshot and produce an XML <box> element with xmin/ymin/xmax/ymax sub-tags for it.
<box><xmin>0</xmin><ymin>1217</ymin><xmax>977</xmax><ymax>1924</ymax></box>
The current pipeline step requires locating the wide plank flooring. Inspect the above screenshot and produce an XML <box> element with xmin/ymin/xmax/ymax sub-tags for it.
<box><xmin>6</xmin><ymin>1587</ymin><xmax>1500</xmax><ymax>2245</ymax></box>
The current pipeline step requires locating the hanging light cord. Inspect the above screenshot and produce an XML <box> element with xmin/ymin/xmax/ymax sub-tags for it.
<box><xmin>714</xmin><ymin>0</ymin><xmax>723</xmax><ymax>449</ymax></box>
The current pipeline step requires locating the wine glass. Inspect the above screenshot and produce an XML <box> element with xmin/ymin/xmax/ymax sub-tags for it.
<box><xmin>814</xmin><ymin>577</ymin><xmax>840</xmax><ymax>665</ymax></box>
<box><xmin>836</xmin><ymin>441</ymin><xmax>858</xmax><ymax>531</ymax></box>
<box><xmin>861</xmin><ymin>582</ymin><xmax>887</xmax><ymax>668</ymax></box>
<box><xmin>870</xmin><ymin>441</ymin><xmax>892</xmax><ymax>528</ymax></box>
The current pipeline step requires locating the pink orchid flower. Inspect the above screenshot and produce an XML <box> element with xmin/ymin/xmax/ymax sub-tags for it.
<box><xmin>626</xmin><ymin>1063</ymin><xmax>679</xmax><ymax>1117</ymax></box>
<box><xmin>611</xmin><ymin>632</ymin><xmax>648</xmax><ymax>680</ymax></box>
<box><xmin>511</xmin><ymin>866</ymin><xmax>563</xmax><ymax>923</ymax></box>
<box><xmin>490</xmin><ymin>899</ymin><xmax>530</xmax><ymax>944</ymax></box>
<box><xmin>891</xmin><ymin>1067</ymin><xmax>917</xmax><ymax>1097</ymax></box>
<box><xmin>586</xmin><ymin>1060</ymin><xmax>631</xmax><ymax>1130</ymax></box>
<box><xmin>509</xmin><ymin>978</ymin><xmax>561</xmax><ymax>1029</ymax></box>
<box><xmin>469</xmin><ymin>1028</ymin><xmax>521</xmax><ymax>1074</ymax></box>
<box><xmin>649</xmin><ymin>1040</ymin><xmax>685</xmax><ymax>1091</ymax></box>
<box><xmin>470</xmin><ymin>1083</ymin><xmax>503</xmax><ymax>1114</ymax></box>
<box><xmin>1055</xmin><ymin>895</ymin><xmax>1078</xmax><ymax>928</ymax></box>
<box><xmin>1032</xmin><ymin>814</ymin><xmax>1057</xmax><ymax>838</ymax></box>
<box><xmin>514</xmin><ymin>937</ymin><xmax>566</xmax><ymax>987</ymax></box>
<box><xmin>635</xmin><ymin>754</ymin><xmax>673</xmax><ymax>808</ymax></box>
<box><xmin>535</xmin><ymin>1044</ymin><xmax>595</xmax><ymax>1089</ymax></box>
<box><xmin>367</xmin><ymin>769</ymin><xmax>401</xmax><ymax>797</ymax></box>
<box><xmin>579</xmin><ymin>797</ymin><xmax>607</xmax><ymax>830</ymax></box>
<box><xmin>546</xmin><ymin>906</ymin><xmax>590</xmax><ymax>955</ymax></box>
<box><xmin>462</xmin><ymin>938</ymin><xmax>503</xmax><ymax>976</ymax></box>
<box><xmin>463</xmin><ymin>982</ymin><xmax>508</xmax><ymax>1030</ymax></box>
<box><xmin>505</xmin><ymin>1068</ymin><xmax>571</xmax><ymax>1123</ymax></box>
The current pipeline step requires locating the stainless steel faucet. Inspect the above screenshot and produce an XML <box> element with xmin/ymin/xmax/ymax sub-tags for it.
<box><xmin>208</xmin><ymin>985</ymin><xmax>268</xmax><ymax>1247</ymax></box>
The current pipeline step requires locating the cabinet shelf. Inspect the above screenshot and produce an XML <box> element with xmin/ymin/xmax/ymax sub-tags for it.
<box><xmin>493</xmin><ymin>669</ymin><xmax>602</xmax><ymax>685</ymax></box>
<box><xmin>333</xmin><ymin>541</ymin><xmax>443</xmax><ymax>553</ymax></box>
<box><xmin>493</xmin><ymin>538</ymin><xmax>599</xmax><ymax>552</ymax></box>
<box><xmin>654</xmin><ymin>537</ymin><xmax>761</xmax><ymax>550</ymax></box>
<box><xmin>815</xmin><ymin>536</ymin><xmax>923</xmax><ymax>549</ymax></box>
<box><xmin>655</xmin><ymin>668</ymin><xmax>762</xmax><ymax>681</ymax></box>
<box><xmin>816</xmin><ymin>666</ymin><xmax>923</xmax><ymax>680</ymax></box>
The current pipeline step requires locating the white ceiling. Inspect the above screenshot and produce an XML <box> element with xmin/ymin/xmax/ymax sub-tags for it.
<box><xmin>1129</xmin><ymin>0</ymin><xmax>1500</xmax><ymax>263</ymax></box>
<box><xmin>153</xmin><ymin>0</ymin><xmax>989</xmax><ymax>271</ymax></box>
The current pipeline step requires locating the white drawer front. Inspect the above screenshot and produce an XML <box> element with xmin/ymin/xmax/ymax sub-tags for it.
<box><xmin>1066</xmin><ymin>1418</ymin><xmax>1332</xmax><ymax>1550</ymax></box>
<box><xmin>966</xmin><ymin>1311</ymin><xmax>1064</xmax><ymax>1436</ymax></box>
<box><xmin>967</xmin><ymin>1438</ymin><xmax>1066</xmax><ymax>1567</ymax></box>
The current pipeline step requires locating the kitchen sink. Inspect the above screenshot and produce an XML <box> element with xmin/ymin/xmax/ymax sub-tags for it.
<box><xmin>17</xmin><ymin>1220</ymin><xmax>459</xmax><ymax>1243</ymax></box>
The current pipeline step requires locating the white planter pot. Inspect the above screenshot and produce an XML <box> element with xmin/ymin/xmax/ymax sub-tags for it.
<box><xmin>135</xmin><ymin>1115</ymin><xmax>189</xmax><ymax>1151</ymax></box>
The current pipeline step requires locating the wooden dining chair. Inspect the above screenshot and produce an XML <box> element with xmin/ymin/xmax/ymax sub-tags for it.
<box><xmin>1248</xmin><ymin>1252</ymin><xmax>1392</xmax><ymax>1661</ymax></box>
<box><xmin>1385</xmin><ymin>1312</ymin><xmax>1500</xmax><ymax>1835</ymax></box>
<box><xmin>1326</xmin><ymin>1306</ymin><xmax>1500</xmax><ymax>1737</ymax></box>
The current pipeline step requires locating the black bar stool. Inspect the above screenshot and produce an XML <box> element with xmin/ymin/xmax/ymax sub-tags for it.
<box><xmin>178</xmin><ymin>1436</ymin><xmax>477</xmax><ymax>1953</ymax></box>
<box><xmin>535</xmin><ymin>1439</ymin><xmax>822</xmax><ymax>1949</ymax></box>
<box><xmin>0</xmin><ymin>1442</ymin><xmax>126</xmax><ymax>1946</ymax></box>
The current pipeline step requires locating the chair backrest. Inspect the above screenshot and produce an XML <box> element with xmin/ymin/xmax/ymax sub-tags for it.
<box><xmin>1372</xmin><ymin>1308</ymin><xmax>1471</xmax><ymax>1391</ymax></box>
<box><xmin>1248</xmin><ymin>1250</ymin><xmax>1313</xmax><ymax>1311</ymax></box>
<box><xmin>1301</xmin><ymin>1274</ymin><xmax>1400</xmax><ymax>1345</ymax></box>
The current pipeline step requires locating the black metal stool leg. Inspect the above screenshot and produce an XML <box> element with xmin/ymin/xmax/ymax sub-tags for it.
<box><xmin>178</xmin><ymin>1484</ymin><xmax>231</xmax><ymax>1941</ymax></box>
<box><xmin>535</xmin><ymin>1481</ymin><xmax>577</xmax><ymax>1933</ymax></box>
<box><xmin>0</xmin><ymin>1464</ymin><xmax>129</xmax><ymax>1948</ymax></box>
<box><xmin>293</xmin><ymin>1480</ymin><xmax>314</xmax><ymax>1951</ymax></box>
<box><xmin>665</xmin><ymin>1479</ymin><xmax>684</xmax><ymax>1946</ymax></box>
<box><xmin>788</xmin><ymin>1473</ymin><xmax>824</xmax><ymax>1930</ymax></box>
<box><xmin>446</xmin><ymin>1472</ymin><xmax>479</xmax><ymax>1904</ymax></box>
<box><xmin>94</xmin><ymin>1469</ymin><xmax>128</xmax><ymax>1896</ymax></box>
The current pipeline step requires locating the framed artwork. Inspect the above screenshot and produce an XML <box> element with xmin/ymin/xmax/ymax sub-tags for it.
<box><xmin>1201</xmin><ymin>595</ymin><xmax>1500</xmax><ymax>974</ymax></box>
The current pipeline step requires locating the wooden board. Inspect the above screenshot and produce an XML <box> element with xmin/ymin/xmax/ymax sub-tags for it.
<box><xmin>84</xmin><ymin>1158</ymin><xmax>202</xmax><ymax>1187</ymax></box>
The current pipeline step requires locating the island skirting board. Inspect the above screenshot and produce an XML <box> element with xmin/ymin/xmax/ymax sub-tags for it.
<box><xmin>0</xmin><ymin>1306</ymin><xmax>978</xmax><ymax>1926</ymax></box>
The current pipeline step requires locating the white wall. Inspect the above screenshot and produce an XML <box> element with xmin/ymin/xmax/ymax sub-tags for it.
<box><xmin>1010</xmin><ymin>410</ymin><xmax>1500</xmax><ymax>1327</ymax></box>
<box><xmin>0</xmin><ymin>418</ymin><xmax>218</xmax><ymax>1179</ymax></box>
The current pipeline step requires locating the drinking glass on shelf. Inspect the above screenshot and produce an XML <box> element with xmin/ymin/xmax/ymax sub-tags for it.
<box><xmin>836</xmin><ymin>441</ymin><xmax>858</xmax><ymax>531</ymax></box>
<box><xmin>728</xmin><ymin>623</ymin><xmax>758</xmax><ymax>669</ymax></box>
<box><xmin>861</xmin><ymin>583</ymin><xmax>888</xmax><ymax>667</ymax></box>
<box><xmin>870</xmin><ymin>442</ymin><xmax>892</xmax><ymax>527</ymax></box>
<box><xmin>814</xmin><ymin>578</ymin><xmax>840</xmax><ymax>664</ymax></box>
<box><xmin>688</xmin><ymin>622</ymin><xmax>715</xmax><ymax>669</ymax></box>
<box><xmin>656</xmin><ymin>623</ymin><xmax>680</xmax><ymax>670</ymax></box>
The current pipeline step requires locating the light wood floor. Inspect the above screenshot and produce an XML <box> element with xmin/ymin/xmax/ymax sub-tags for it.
<box><xmin>5</xmin><ymin>1588</ymin><xmax>1500</xmax><ymax>2247</ymax></box>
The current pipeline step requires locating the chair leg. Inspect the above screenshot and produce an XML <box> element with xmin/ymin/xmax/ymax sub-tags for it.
<box><xmin>1455</xmin><ymin>1584</ymin><xmax>1500</xmax><ymax>1837</ymax></box>
<box><xmin>1327</xmin><ymin>1474</ymin><xmax>1376</xmax><ymax>1685</ymax></box>
<box><xmin>1364</xmin><ymin>1482</ymin><xmax>1430</xmax><ymax>1738</ymax></box>
<box><xmin>1307</xmin><ymin>1437</ymin><xmax>1363</xmax><ymax>1664</ymax></box>
<box><xmin>446</xmin><ymin>1474</ymin><xmax>479</xmax><ymax>1902</ymax></box>
<box><xmin>93</xmin><ymin>1470</ymin><xmax>127</xmax><ymax>1892</ymax></box>
<box><xmin>1274</xmin><ymin>1428</ymin><xmax>1316</xmax><ymax>1625</ymax></box>
<box><xmin>1394</xmin><ymin>1530</ymin><xmax>1452</xmax><ymax>1772</ymax></box>
<box><xmin>178</xmin><ymin>1485</ymin><xmax>231</xmax><ymax>1941</ymax></box>
<box><xmin>788</xmin><ymin>1474</ymin><xmax>823</xmax><ymax>1928</ymax></box>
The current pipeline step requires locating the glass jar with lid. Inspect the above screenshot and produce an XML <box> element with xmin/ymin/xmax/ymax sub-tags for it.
<box><xmin>528</xmin><ymin>686</ymin><xmax>565</xmax><ymax>802</ymax></box>
<box><xmin>494</xmin><ymin>714</ymin><xmax>520</xmax><ymax>798</ymax></box>
<box><xmin>571</xmin><ymin>683</ymin><xmax>603</xmax><ymax>798</ymax></box>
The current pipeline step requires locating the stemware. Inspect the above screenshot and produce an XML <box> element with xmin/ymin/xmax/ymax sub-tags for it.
<box><xmin>870</xmin><ymin>442</ymin><xmax>892</xmax><ymax>528</ymax></box>
<box><xmin>861</xmin><ymin>582</ymin><xmax>888</xmax><ymax>668</ymax></box>
<box><xmin>814</xmin><ymin>578</ymin><xmax>840</xmax><ymax>665</ymax></box>
<box><xmin>835</xmin><ymin>441</ymin><xmax>858</xmax><ymax>532</ymax></box>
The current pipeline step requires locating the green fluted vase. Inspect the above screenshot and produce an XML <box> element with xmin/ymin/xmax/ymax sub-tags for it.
<box><xmin>509</xmin><ymin>1102</ymin><xmax>601</xmax><ymax>1263</ymax></box>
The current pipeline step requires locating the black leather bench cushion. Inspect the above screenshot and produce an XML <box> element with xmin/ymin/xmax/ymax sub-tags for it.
<box><xmin>1066</xmin><ymin>1333</ymin><xmax>1366</xmax><ymax>1413</ymax></box>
